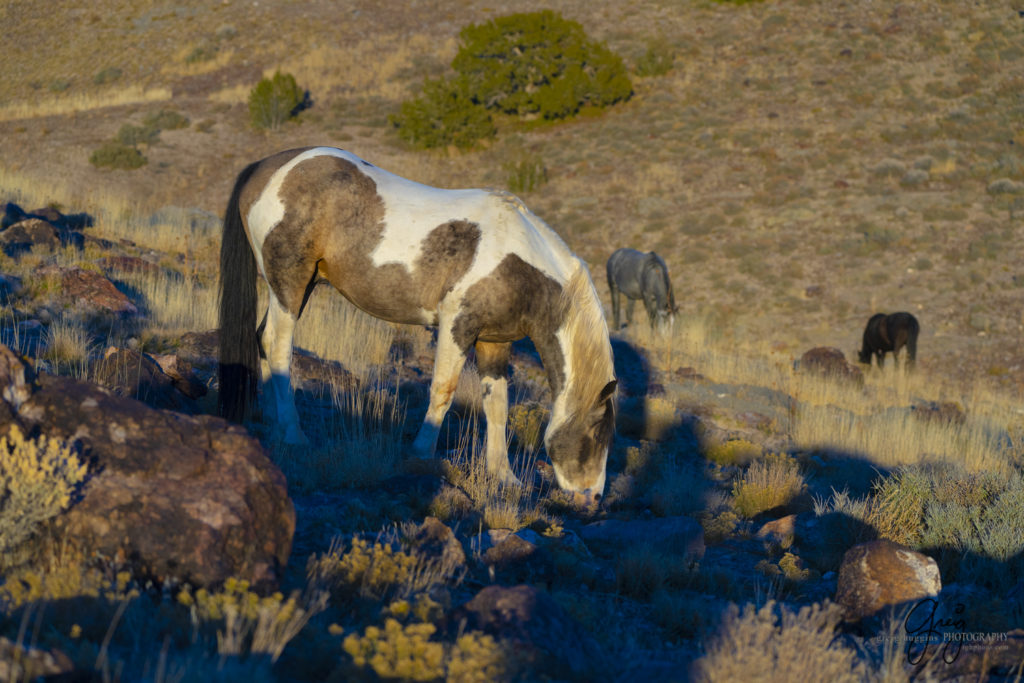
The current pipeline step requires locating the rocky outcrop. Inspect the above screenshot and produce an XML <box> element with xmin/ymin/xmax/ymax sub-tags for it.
<box><xmin>0</xmin><ymin>202</ymin><xmax>90</xmax><ymax>257</ymax></box>
<box><xmin>0</xmin><ymin>344</ymin><xmax>294</xmax><ymax>589</ymax></box>
<box><xmin>835</xmin><ymin>540</ymin><xmax>941</xmax><ymax>621</ymax></box>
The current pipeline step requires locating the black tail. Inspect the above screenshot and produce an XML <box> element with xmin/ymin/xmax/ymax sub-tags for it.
<box><xmin>218</xmin><ymin>161</ymin><xmax>262</xmax><ymax>423</ymax></box>
<box><xmin>906</xmin><ymin>317</ymin><xmax>920</xmax><ymax>366</ymax></box>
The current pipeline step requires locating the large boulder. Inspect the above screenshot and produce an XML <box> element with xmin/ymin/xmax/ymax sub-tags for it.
<box><xmin>0</xmin><ymin>344</ymin><xmax>293</xmax><ymax>588</ymax></box>
<box><xmin>835</xmin><ymin>540</ymin><xmax>940</xmax><ymax>621</ymax></box>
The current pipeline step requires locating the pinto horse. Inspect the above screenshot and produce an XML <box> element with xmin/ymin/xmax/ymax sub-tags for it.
<box><xmin>218</xmin><ymin>147</ymin><xmax>616</xmax><ymax>506</ymax></box>
<box><xmin>606</xmin><ymin>248</ymin><xmax>677</xmax><ymax>331</ymax></box>
<box><xmin>857</xmin><ymin>312</ymin><xmax>920</xmax><ymax>370</ymax></box>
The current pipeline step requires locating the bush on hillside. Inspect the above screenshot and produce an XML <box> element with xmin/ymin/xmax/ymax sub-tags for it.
<box><xmin>249</xmin><ymin>71</ymin><xmax>304</xmax><ymax>131</ymax></box>
<box><xmin>393</xmin><ymin>76</ymin><xmax>495</xmax><ymax>150</ymax></box>
<box><xmin>88</xmin><ymin>141</ymin><xmax>147</xmax><ymax>170</ymax></box>
<box><xmin>392</xmin><ymin>10</ymin><xmax>632</xmax><ymax>149</ymax></box>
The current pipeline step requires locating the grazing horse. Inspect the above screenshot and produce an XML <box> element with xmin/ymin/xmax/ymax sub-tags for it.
<box><xmin>606</xmin><ymin>248</ymin><xmax>677</xmax><ymax>331</ymax></box>
<box><xmin>857</xmin><ymin>312</ymin><xmax>920</xmax><ymax>369</ymax></box>
<box><xmin>218</xmin><ymin>147</ymin><xmax>616</xmax><ymax>506</ymax></box>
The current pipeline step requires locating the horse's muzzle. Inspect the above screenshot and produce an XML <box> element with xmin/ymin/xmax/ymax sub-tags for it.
<box><xmin>572</xmin><ymin>489</ymin><xmax>602</xmax><ymax>512</ymax></box>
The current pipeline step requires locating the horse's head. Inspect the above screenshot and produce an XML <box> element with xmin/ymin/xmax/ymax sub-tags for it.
<box><xmin>856</xmin><ymin>347</ymin><xmax>871</xmax><ymax>364</ymax></box>
<box><xmin>544</xmin><ymin>379</ymin><xmax>617</xmax><ymax>510</ymax></box>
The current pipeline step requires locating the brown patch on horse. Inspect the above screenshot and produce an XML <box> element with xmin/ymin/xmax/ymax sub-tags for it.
<box><xmin>452</xmin><ymin>253</ymin><xmax>566</xmax><ymax>390</ymax></box>
<box><xmin>475</xmin><ymin>340</ymin><xmax>511</xmax><ymax>380</ymax></box>
<box><xmin>258</xmin><ymin>153</ymin><xmax>482</xmax><ymax>321</ymax></box>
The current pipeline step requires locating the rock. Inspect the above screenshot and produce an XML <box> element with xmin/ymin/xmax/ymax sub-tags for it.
<box><xmin>151</xmin><ymin>353</ymin><xmax>208</xmax><ymax>400</ymax></box>
<box><xmin>92</xmin><ymin>347</ymin><xmax>195</xmax><ymax>412</ymax></box>
<box><xmin>0</xmin><ymin>343</ymin><xmax>34</xmax><ymax>410</ymax></box>
<box><xmin>36</xmin><ymin>266</ymin><xmax>137</xmax><ymax>316</ymax></box>
<box><xmin>756</xmin><ymin>514</ymin><xmax>796</xmax><ymax>549</ymax></box>
<box><xmin>483</xmin><ymin>532</ymin><xmax>538</xmax><ymax>568</ymax></box>
<box><xmin>455</xmin><ymin>584</ymin><xmax>604</xmax><ymax>679</ymax></box>
<box><xmin>408</xmin><ymin>516</ymin><xmax>466</xmax><ymax>571</ymax></box>
<box><xmin>0</xmin><ymin>218</ymin><xmax>62</xmax><ymax>256</ymax></box>
<box><xmin>578</xmin><ymin>516</ymin><xmax>705</xmax><ymax>559</ymax></box>
<box><xmin>0</xmin><ymin>347</ymin><xmax>293</xmax><ymax>588</ymax></box>
<box><xmin>798</xmin><ymin>347</ymin><xmax>864</xmax><ymax>386</ymax></box>
<box><xmin>835</xmin><ymin>540</ymin><xmax>940</xmax><ymax>621</ymax></box>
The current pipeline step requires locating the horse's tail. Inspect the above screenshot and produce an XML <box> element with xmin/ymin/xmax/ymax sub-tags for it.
<box><xmin>906</xmin><ymin>315</ymin><xmax>920</xmax><ymax>364</ymax></box>
<box><xmin>218</xmin><ymin>161</ymin><xmax>262</xmax><ymax>423</ymax></box>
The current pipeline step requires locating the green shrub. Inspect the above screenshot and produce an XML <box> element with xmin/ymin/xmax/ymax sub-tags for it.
<box><xmin>454</xmin><ymin>10</ymin><xmax>631</xmax><ymax>120</ymax></box>
<box><xmin>89</xmin><ymin>141</ymin><xmax>147</xmax><ymax>170</ymax></box>
<box><xmin>248</xmin><ymin>71</ymin><xmax>304</xmax><ymax>131</ymax></box>
<box><xmin>392</xmin><ymin>76</ymin><xmax>495</xmax><ymax>149</ymax></box>
<box><xmin>393</xmin><ymin>11</ymin><xmax>631</xmax><ymax>148</ymax></box>
<box><xmin>0</xmin><ymin>425</ymin><xmax>87</xmax><ymax>557</ymax></box>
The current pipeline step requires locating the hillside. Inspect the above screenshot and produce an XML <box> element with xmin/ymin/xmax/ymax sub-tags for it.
<box><xmin>1</xmin><ymin>0</ymin><xmax>1023</xmax><ymax>680</ymax></box>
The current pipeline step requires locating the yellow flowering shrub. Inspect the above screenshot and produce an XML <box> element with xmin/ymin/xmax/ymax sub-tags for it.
<box><xmin>342</xmin><ymin>619</ymin><xmax>513</xmax><ymax>683</ymax></box>
<box><xmin>308</xmin><ymin>536</ymin><xmax>450</xmax><ymax>601</ymax></box>
<box><xmin>0</xmin><ymin>425</ymin><xmax>87</xmax><ymax>556</ymax></box>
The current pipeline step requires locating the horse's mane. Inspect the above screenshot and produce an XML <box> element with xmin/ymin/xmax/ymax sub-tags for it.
<box><xmin>558</xmin><ymin>260</ymin><xmax>615</xmax><ymax>415</ymax></box>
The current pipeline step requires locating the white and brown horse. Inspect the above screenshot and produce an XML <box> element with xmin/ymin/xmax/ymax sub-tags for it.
<box><xmin>218</xmin><ymin>147</ymin><xmax>616</xmax><ymax>506</ymax></box>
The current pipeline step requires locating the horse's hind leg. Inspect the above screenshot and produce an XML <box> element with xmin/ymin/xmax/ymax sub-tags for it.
<box><xmin>625</xmin><ymin>298</ymin><xmax>636</xmax><ymax>327</ymax></box>
<box><xmin>261</xmin><ymin>291</ymin><xmax>308</xmax><ymax>444</ymax></box>
<box><xmin>412</xmin><ymin>312</ymin><xmax>468</xmax><ymax>457</ymax></box>
<box><xmin>476</xmin><ymin>340</ymin><xmax>520</xmax><ymax>486</ymax></box>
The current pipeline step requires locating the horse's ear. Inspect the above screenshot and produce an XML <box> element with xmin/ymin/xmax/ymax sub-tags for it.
<box><xmin>598</xmin><ymin>379</ymin><xmax>617</xmax><ymax>403</ymax></box>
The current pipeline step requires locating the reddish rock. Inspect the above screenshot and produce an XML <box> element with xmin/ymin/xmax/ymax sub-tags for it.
<box><xmin>835</xmin><ymin>540</ymin><xmax>940</xmax><ymax>621</ymax></box>
<box><xmin>0</xmin><ymin>344</ymin><xmax>293</xmax><ymax>588</ymax></box>
<box><xmin>799</xmin><ymin>347</ymin><xmax>864</xmax><ymax>386</ymax></box>
<box><xmin>37</xmin><ymin>265</ymin><xmax>137</xmax><ymax>316</ymax></box>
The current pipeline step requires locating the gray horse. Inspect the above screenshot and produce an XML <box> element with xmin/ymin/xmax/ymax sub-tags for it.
<box><xmin>606</xmin><ymin>248</ymin><xmax>677</xmax><ymax>330</ymax></box>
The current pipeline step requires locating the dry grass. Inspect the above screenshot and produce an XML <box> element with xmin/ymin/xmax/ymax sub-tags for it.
<box><xmin>0</xmin><ymin>86</ymin><xmax>172</xmax><ymax>122</ymax></box>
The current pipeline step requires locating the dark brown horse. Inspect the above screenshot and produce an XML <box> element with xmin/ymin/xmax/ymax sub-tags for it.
<box><xmin>858</xmin><ymin>312</ymin><xmax>920</xmax><ymax>369</ymax></box>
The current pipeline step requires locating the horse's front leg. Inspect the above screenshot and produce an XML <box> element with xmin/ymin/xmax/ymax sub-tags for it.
<box><xmin>412</xmin><ymin>319</ymin><xmax>468</xmax><ymax>458</ymax></box>
<box><xmin>476</xmin><ymin>340</ymin><xmax>520</xmax><ymax>486</ymax></box>
<box><xmin>262</xmin><ymin>292</ymin><xmax>309</xmax><ymax>444</ymax></box>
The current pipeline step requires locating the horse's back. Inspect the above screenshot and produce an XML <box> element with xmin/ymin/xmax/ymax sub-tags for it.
<box><xmin>239</xmin><ymin>146</ymin><xmax>579</xmax><ymax>327</ymax></box>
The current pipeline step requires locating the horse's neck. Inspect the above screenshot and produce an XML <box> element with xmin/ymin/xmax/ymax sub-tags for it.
<box><xmin>530</xmin><ymin>275</ymin><xmax>613</xmax><ymax>423</ymax></box>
